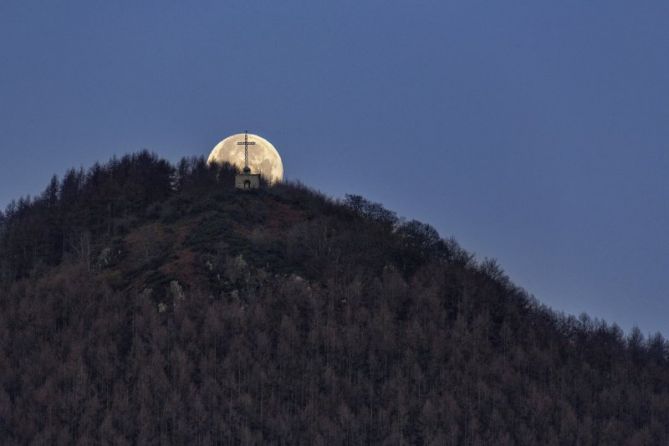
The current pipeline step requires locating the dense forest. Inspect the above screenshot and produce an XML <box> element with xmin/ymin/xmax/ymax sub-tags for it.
<box><xmin>0</xmin><ymin>151</ymin><xmax>668</xmax><ymax>445</ymax></box>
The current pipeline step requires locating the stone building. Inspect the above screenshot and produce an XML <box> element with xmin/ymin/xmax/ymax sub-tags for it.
<box><xmin>235</xmin><ymin>166</ymin><xmax>260</xmax><ymax>190</ymax></box>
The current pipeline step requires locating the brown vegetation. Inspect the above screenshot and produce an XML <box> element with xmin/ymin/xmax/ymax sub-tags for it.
<box><xmin>0</xmin><ymin>152</ymin><xmax>668</xmax><ymax>444</ymax></box>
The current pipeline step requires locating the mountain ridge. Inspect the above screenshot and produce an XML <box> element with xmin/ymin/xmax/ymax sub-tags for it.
<box><xmin>0</xmin><ymin>151</ymin><xmax>667</xmax><ymax>444</ymax></box>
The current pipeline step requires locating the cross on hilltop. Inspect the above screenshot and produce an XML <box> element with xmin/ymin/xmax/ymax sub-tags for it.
<box><xmin>234</xmin><ymin>130</ymin><xmax>261</xmax><ymax>190</ymax></box>
<box><xmin>237</xmin><ymin>130</ymin><xmax>256</xmax><ymax>173</ymax></box>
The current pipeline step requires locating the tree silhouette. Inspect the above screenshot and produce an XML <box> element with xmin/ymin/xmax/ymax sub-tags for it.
<box><xmin>0</xmin><ymin>152</ymin><xmax>667</xmax><ymax>444</ymax></box>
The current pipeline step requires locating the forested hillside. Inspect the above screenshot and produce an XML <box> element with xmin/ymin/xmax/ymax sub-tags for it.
<box><xmin>0</xmin><ymin>152</ymin><xmax>668</xmax><ymax>445</ymax></box>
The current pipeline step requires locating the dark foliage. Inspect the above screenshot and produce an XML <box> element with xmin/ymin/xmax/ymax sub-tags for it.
<box><xmin>0</xmin><ymin>153</ymin><xmax>668</xmax><ymax>445</ymax></box>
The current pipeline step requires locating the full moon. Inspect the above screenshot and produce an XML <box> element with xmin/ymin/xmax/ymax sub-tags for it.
<box><xmin>207</xmin><ymin>133</ymin><xmax>284</xmax><ymax>183</ymax></box>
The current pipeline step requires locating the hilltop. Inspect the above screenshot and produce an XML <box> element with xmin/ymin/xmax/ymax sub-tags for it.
<box><xmin>0</xmin><ymin>152</ymin><xmax>668</xmax><ymax>445</ymax></box>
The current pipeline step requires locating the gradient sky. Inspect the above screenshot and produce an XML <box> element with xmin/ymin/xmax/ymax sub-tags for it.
<box><xmin>1</xmin><ymin>1</ymin><xmax>667</xmax><ymax>334</ymax></box>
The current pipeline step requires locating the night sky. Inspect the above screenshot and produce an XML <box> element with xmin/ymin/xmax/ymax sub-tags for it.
<box><xmin>1</xmin><ymin>1</ymin><xmax>667</xmax><ymax>334</ymax></box>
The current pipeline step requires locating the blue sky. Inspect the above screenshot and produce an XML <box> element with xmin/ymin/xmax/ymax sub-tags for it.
<box><xmin>1</xmin><ymin>1</ymin><xmax>667</xmax><ymax>334</ymax></box>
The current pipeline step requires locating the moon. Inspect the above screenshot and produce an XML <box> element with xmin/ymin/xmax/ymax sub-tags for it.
<box><xmin>207</xmin><ymin>133</ymin><xmax>284</xmax><ymax>183</ymax></box>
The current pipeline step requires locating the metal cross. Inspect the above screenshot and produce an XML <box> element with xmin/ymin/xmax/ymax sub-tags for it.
<box><xmin>236</xmin><ymin>130</ymin><xmax>256</xmax><ymax>170</ymax></box>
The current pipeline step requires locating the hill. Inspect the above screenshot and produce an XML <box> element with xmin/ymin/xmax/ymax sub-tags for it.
<box><xmin>0</xmin><ymin>151</ymin><xmax>668</xmax><ymax>445</ymax></box>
